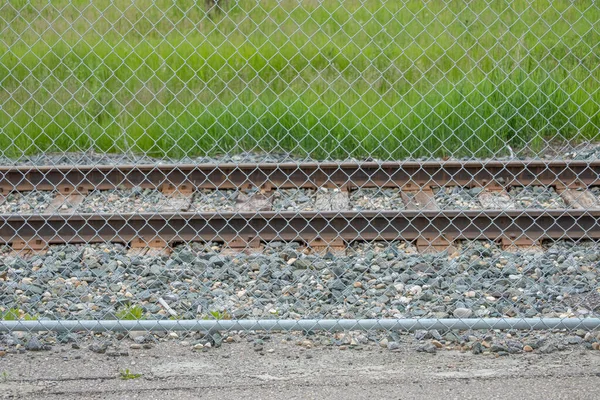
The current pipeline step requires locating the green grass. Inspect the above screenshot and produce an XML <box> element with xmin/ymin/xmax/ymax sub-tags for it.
<box><xmin>1</xmin><ymin>0</ymin><xmax>599</xmax><ymax>159</ymax></box>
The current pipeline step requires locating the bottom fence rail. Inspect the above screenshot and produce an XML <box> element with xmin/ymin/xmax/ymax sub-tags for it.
<box><xmin>1</xmin><ymin>318</ymin><xmax>599</xmax><ymax>332</ymax></box>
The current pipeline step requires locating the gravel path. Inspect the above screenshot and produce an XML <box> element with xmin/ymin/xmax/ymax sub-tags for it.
<box><xmin>2</xmin><ymin>330</ymin><xmax>600</xmax><ymax>400</ymax></box>
<box><xmin>0</xmin><ymin>191</ymin><xmax>55</xmax><ymax>213</ymax></box>
<box><xmin>1</xmin><ymin>240</ymin><xmax>598</xmax><ymax>323</ymax></box>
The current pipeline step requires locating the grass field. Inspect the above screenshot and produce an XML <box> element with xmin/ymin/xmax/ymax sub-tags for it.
<box><xmin>0</xmin><ymin>0</ymin><xmax>599</xmax><ymax>159</ymax></box>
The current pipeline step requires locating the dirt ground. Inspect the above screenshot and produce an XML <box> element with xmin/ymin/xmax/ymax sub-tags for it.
<box><xmin>0</xmin><ymin>336</ymin><xmax>599</xmax><ymax>400</ymax></box>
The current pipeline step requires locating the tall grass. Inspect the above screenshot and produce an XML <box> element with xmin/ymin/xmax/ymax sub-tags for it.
<box><xmin>0</xmin><ymin>0</ymin><xmax>598</xmax><ymax>159</ymax></box>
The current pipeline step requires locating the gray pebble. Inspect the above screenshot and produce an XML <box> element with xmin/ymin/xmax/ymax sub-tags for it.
<box><xmin>453</xmin><ymin>308</ymin><xmax>473</xmax><ymax>318</ymax></box>
<box><xmin>387</xmin><ymin>341</ymin><xmax>401</xmax><ymax>351</ymax></box>
<box><xmin>89</xmin><ymin>342</ymin><xmax>108</xmax><ymax>354</ymax></box>
<box><xmin>417</xmin><ymin>343</ymin><xmax>437</xmax><ymax>354</ymax></box>
<box><xmin>565</xmin><ymin>336</ymin><xmax>583</xmax><ymax>345</ymax></box>
<box><xmin>25</xmin><ymin>336</ymin><xmax>47</xmax><ymax>351</ymax></box>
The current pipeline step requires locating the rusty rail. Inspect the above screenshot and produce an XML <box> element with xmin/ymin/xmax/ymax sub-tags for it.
<box><xmin>1</xmin><ymin>160</ymin><xmax>600</xmax><ymax>193</ymax></box>
<box><xmin>2</xmin><ymin>161</ymin><xmax>600</xmax><ymax>250</ymax></box>
<box><xmin>2</xmin><ymin>210</ymin><xmax>599</xmax><ymax>248</ymax></box>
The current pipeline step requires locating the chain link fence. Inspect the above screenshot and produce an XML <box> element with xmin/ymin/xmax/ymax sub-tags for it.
<box><xmin>1</xmin><ymin>0</ymin><xmax>599</xmax><ymax>162</ymax></box>
<box><xmin>1</xmin><ymin>0</ymin><xmax>600</xmax><ymax>352</ymax></box>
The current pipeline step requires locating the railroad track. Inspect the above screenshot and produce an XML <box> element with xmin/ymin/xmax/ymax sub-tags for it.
<box><xmin>1</xmin><ymin>160</ymin><xmax>600</xmax><ymax>252</ymax></box>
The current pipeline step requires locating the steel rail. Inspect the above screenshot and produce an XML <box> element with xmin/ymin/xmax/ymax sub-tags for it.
<box><xmin>1</xmin><ymin>160</ymin><xmax>600</xmax><ymax>192</ymax></box>
<box><xmin>1</xmin><ymin>210</ymin><xmax>599</xmax><ymax>246</ymax></box>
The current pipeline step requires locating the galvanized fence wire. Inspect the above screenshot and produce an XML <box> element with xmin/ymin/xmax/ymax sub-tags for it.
<box><xmin>0</xmin><ymin>0</ymin><xmax>600</xmax><ymax>346</ymax></box>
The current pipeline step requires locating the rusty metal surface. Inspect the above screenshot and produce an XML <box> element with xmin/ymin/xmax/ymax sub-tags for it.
<box><xmin>1</xmin><ymin>210</ymin><xmax>599</xmax><ymax>247</ymax></box>
<box><xmin>1</xmin><ymin>161</ymin><xmax>599</xmax><ymax>250</ymax></box>
<box><xmin>1</xmin><ymin>161</ymin><xmax>600</xmax><ymax>192</ymax></box>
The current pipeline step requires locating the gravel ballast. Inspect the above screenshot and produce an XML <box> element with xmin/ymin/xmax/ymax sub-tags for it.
<box><xmin>350</xmin><ymin>188</ymin><xmax>405</xmax><ymax>210</ymax></box>
<box><xmin>75</xmin><ymin>188</ymin><xmax>178</xmax><ymax>213</ymax></box>
<box><xmin>273</xmin><ymin>185</ymin><xmax>571</xmax><ymax>212</ymax></box>
<box><xmin>1</xmin><ymin>239</ymin><xmax>600</xmax><ymax>359</ymax></box>
<box><xmin>0</xmin><ymin>151</ymin><xmax>317</xmax><ymax>167</ymax></box>
<box><xmin>434</xmin><ymin>187</ymin><xmax>483</xmax><ymax>210</ymax></box>
<box><xmin>2</xmin><ymin>142</ymin><xmax>600</xmax><ymax>166</ymax></box>
<box><xmin>434</xmin><ymin>186</ymin><xmax>569</xmax><ymax>210</ymax></box>
<box><xmin>1</xmin><ymin>240</ymin><xmax>598</xmax><ymax>323</ymax></box>
<box><xmin>271</xmin><ymin>189</ymin><xmax>318</xmax><ymax>211</ymax></box>
<box><xmin>509</xmin><ymin>186</ymin><xmax>567</xmax><ymax>209</ymax></box>
<box><xmin>0</xmin><ymin>191</ymin><xmax>55</xmax><ymax>214</ymax></box>
<box><xmin>272</xmin><ymin>188</ymin><xmax>407</xmax><ymax>211</ymax></box>
<box><xmin>0</xmin><ymin>185</ymin><xmax>583</xmax><ymax>215</ymax></box>
<box><xmin>191</xmin><ymin>189</ymin><xmax>237</xmax><ymax>212</ymax></box>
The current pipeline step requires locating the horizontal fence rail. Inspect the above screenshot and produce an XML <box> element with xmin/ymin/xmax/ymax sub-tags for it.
<box><xmin>1</xmin><ymin>319</ymin><xmax>600</xmax><ymax>333</ymax></box>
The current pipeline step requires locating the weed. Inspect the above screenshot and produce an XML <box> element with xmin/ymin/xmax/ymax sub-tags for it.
<box><xmin>202</xmin><ymin>310</ymin><xmax>231</xmax><ymax>320</ymax></box>
<box><xmin>119</xmin><ymin>369</ymin><xmax>142</xmax><ymax>380</ymax></box>
<box><xmin>115</xmin><ymin>305</ymin><xmax>145</xmax><ymax>320</ymax></box>
<box><xmin>0</xmin><ymin>308</ymin><xmax>37</xmax><ymax>321</ymax></box>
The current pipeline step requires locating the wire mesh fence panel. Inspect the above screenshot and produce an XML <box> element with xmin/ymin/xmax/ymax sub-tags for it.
<box><xmin>0</xmin><ymin>0</ymin><xmax>600</xmax><ymax>354</ymax></box>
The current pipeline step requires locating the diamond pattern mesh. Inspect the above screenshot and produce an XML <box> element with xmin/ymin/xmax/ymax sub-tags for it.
<box><xmin>0</xmin><ymin>1</ymin><xmax>599</xmax><ymax>339</ymax></box>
